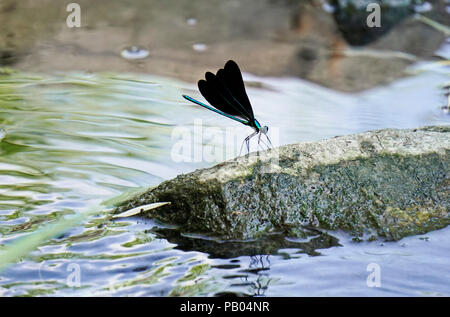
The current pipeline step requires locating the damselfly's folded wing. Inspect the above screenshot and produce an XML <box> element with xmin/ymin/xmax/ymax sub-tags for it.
<box><xmin>197</xmin><ymin>60</ymin><xmax>255</xmax><ymax>122</ymax></box>
<box><xmin>219</xmin><ymin>60</ymin><xmax>254</xmax><ymax>119</ymax></box>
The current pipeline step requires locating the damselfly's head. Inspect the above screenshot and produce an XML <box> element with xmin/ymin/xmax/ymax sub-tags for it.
<box><xmin>259</xmin><ymin>125</ymin><xmax>272</xmax><ymax>149</ymax></box>
<box><xmin>253</xmin><ymin>120</ymin><xmax>268</xmax><ymax>134</ymax></box>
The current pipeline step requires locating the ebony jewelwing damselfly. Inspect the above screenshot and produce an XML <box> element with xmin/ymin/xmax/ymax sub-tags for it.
<box><xmin>182</xmin><ymin>60</ymin><xmax>272</xmax><ymax>155</ymax></box>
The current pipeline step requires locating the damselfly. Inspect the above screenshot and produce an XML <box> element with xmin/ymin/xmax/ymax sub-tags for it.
<box><xmin>183</xmin><ymin>60</ymin><xmax>272</xmax><ymax>155</ymax></box>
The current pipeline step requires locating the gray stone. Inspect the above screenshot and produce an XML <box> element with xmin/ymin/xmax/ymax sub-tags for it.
<box><xmin>115</xmin><ymin>126</ymin><xmax>449</xmax><ymax>241</ymax></box>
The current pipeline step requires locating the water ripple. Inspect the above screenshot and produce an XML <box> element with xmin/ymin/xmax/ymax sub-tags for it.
<box><xmin>0</xmin><ymin>69</ymin><xmax>448</xmax><ymax>296</ymax></box>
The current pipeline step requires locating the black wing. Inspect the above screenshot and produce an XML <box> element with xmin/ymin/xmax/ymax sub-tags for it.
<box><xmin>197</xmin><ymin>60</ymin><xmax>254</xmax><ymax>122</ymax></box>
<box><xmin>220</xmin><ymin>60</ymin><xmax>254</xmax><ymax>119</ymax></box>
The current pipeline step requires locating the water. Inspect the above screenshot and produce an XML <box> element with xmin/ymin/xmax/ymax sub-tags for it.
<box><xmin>0</xmin><ymin>63</ymin><xmax>448</xmax><ymax>296</ymax></box>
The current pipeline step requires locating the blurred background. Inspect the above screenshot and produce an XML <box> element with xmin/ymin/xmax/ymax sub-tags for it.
<box><xmin>0</xmin><ymin>0</ymin><xmax>449</xmax><ymax>297</ymax></box>
<box><xmin>1</xmin><ymin>0</ymin><xmax>448</xmax><ymax>91</ymax></box>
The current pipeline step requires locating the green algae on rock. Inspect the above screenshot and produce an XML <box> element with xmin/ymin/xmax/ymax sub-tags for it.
<box><xmin>115</xmin><ymin>126</ymin><xmax>449</xmax><ymax>241</ymax></box>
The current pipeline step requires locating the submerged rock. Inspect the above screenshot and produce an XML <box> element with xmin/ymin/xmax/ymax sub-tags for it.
<box><xmin>115</xmin><ymin>126</ymin><xmax>449</xmax><ymax>241</ymax></box>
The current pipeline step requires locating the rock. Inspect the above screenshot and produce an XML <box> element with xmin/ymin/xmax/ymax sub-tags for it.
<box><xmin>368</xmin><ymin>15</ymin><xmax>447</xmax><ymax>59</ymax></box>
<box><xmin>115</xmin><ymin>126</ymin><xmax>450</xmax><ymax>241</ymax></box>
<box><xmin>287</xmin><ymin>0</ymin><xmax>447</xmax><ymax>91</ymax></box>
<box><xmin>329</xmin><ymin>0</ymin><xmax>413</xmax><ymax>46</ymax></box>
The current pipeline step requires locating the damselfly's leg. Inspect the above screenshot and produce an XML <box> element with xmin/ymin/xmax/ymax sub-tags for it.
<box><xmin>248</xmin><ymin>131</ymin><xmax>258</xmax><ymax>152</ymax></box>
<box><xmin>239</xmin><ymin>138</ymin><xmax>246</xmax><ymax>156</ymax></box>
<box><xmin>256</xmin><ymin>131</ymin><xmax>272</xmax><ymax>150</ymax></box>
<box><xmin>264</xmin><ymin>132</ymin><xmax>273</xmax><ymax>148</ymax></box>
<box><xmin>257</xmin><ymin>132</ymin><xmax>265</xmax><ymax>151</ymax></box>
<box><xmin>239</xmin><ymin>130</ymin><xmax>258</xmax><ymax>156</ymax></box>
<box><xmin>258</xmin><ymin>135</ymin><xmax>269</xmax><ymax>150</ymax></box>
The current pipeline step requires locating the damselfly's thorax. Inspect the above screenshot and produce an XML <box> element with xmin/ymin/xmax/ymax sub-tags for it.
<box><xmin>251</xmin><ymin>119</ymin><xmax>261</xmax><ymax>132</ymax></box>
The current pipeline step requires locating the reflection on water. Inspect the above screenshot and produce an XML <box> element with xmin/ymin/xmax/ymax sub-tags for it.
<box><xmin>0</xmin><ymin>64</ymin><xmax>449</xmax><ymax>296</ymax></box>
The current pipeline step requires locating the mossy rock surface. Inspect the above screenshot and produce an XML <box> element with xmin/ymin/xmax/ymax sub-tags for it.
<box><xmin>115</xmin><ymin>126</ymin><xmax>449</xmax><ymax>241</ymax></box>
